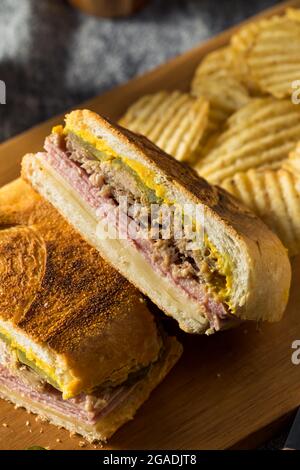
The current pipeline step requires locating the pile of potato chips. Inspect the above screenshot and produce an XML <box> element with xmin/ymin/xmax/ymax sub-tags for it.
<box><xmin>119</xmin><ymin>8</ymin><xmax>300</xmax><ymax>256</ymax></box>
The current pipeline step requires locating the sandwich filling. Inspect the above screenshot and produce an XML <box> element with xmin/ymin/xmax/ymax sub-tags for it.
<box><xmin>42</xmin><ymin>128</ymin><xmax>235</xmax><ymax>331</ymax></box>
<box><xmin>0</xmin><ymin>335</ymin><xmax>163</xmax><ymax>430</ymax></box>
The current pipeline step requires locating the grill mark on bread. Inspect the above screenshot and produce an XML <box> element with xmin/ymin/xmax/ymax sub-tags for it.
<box><xmin>0</xmin><ymin>180</ymin><xmax>162</xmax><ymax>379</ymax></box>
<box><xmin>18</xmin><ymin>236</ymin><xmax>139</xmax><ymax>351</ymax></box>
<box><xmin>0</xmin><ymin>224</ymin><xmax>47</xmax><ymax>323</ymax></box>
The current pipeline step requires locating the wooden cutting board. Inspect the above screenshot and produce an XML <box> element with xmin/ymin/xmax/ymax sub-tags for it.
<box><xmin>1</xmin><ymin>0</ymin><xmax>300</xmax><ymax>451</ymax></box>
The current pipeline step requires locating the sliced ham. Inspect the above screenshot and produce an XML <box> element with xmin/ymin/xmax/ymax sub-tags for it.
<box><xmin>0</xmin><ymin>363</ymin><xmax>138</xmax><ymax>425</ymax></box>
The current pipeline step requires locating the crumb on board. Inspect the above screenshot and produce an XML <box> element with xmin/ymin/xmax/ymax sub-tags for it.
<box><xmin>79</xmin><ymin>441</ymin><xmax>86</xmax><ymax>448</ymax></box>
<box><xmin>2</xmin><ymin>423</ymin><xmax>8</xmax><ymax>428</ymax></box>
<box><xmin>56</xmin><ymin>438</ymin><xmax>62</xmax><ymax>443</ymax></box>
<box><xmin>35</xmin><ymin>415</ymin><xmax>47</xmax><ymax>423</ymax></box>
<box><xmin>25</xmin><ymin>421</ymin><xmax>30</xmax><ymax>427</ymax></box>
<box><xmin>93</xmin><ymin>442</ymin><xmax>104</xmax><ymax>449</ymax></box>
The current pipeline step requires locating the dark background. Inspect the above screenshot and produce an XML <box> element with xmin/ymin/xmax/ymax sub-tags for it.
<box><xmin>0</xmin><ymin>0</ymin><xmax>282</xmax><ymax>143</ymax></box>
<box><xmin>0</xmin><ymin>0</ymin><xmax>291</xmax><ymax>449</ymax></box>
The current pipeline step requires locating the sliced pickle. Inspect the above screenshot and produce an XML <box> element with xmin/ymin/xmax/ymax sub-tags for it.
<box><xmin>68</xmin><ymin>132</ymin><xmax>161</xmax><ymax>205</ymax></box>
<box><xmin>0</xmin><ymin>332</ymin><xmax>61</xmax><ymax>391</ymax></box>
<box><xmin>16</xmin><ymin>349</ymin><xmax>62</xmax><ymax>392</ymax></box>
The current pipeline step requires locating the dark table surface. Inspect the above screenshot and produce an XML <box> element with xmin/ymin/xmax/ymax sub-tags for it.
<box><xmin>0</xmin><ymin>0</ymin><xmax>284</xmax><ymax>143</ymax></box>
<box><xmin>0</xmin><ymin>0</ymin><xmax>292</xmax><ymax>449</ymax></box>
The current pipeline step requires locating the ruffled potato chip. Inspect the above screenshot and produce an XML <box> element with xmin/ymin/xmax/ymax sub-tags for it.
<box><xmin>195</xmin><ymin>98</ymin><xmax>300</xmax><ymax>184</ymax></box>
<box><xmin>247</xmin><ymin>20</ymin><xmax>300</xmax><ymax>98</ymax></box>
<box><xmin>222</xmin><ymin>168</ymin><xmax>300</xmax><ymax>256</ymax></box>
<box><xmin>191</xmin><ymin>46</ymin><xmax>234</xmax><ymax>78</ymax></box>
<box><xmin>119</xmin><ymin>91</ymin><xmax>209</xmax><ymax>162</ymax></box>
<box><xmin>191</xmin><ymin>73</ymin><xmax>250</xmax><ymax>132</ymax></box>
<box><xmin>231</xmin><ymin>9</ymin><xmax>300</xmax><ymax>98</ymax></box>
<box><xmin>282</xmin><ymin>141</ymin><xmax>300</xmax><ymax>178</ymax></box>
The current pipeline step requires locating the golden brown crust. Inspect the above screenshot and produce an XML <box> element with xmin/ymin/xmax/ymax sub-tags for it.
<box><xmin>0</xmin><ymin>179</ymin><xmax>162</xmax><ymax>391</ymax></box>
<box><xmin>0</xmin><ymin>225</ymin><xmax>47</xmax><ymax>324</ymax></box>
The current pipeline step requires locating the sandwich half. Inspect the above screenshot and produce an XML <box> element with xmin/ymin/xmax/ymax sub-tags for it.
<box><xmin>22</xmin><ymin>110</ymin><xmax>292</xmax><ymax>334</ymax></box>
<box><xmin>0</xmin><ymin>179</ymin><xmax>182</xmax><ymax>443</ymax></box>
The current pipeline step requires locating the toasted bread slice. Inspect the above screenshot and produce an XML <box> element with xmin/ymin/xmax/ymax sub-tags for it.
<box><xmin>0</xmin><ymin>179</ymin><xmax>163</xmax><ymax>399</ymax></box>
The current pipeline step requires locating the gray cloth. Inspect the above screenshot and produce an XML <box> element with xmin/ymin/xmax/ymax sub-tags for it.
<box><xmin>0</xmin><ymin>0</ymin><xmax>288</xmax><ymax>449</ymax></box>
<box><xmin>0</xmin><ymin>0</ymin><xmax>281</xmax><ymax>143</ymax></box>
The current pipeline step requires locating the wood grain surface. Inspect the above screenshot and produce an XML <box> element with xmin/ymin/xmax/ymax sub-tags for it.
<box><xmin>0</xmin><ymin>0</ymin><xmax>300</xmax><ymax>450</ymax></box>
